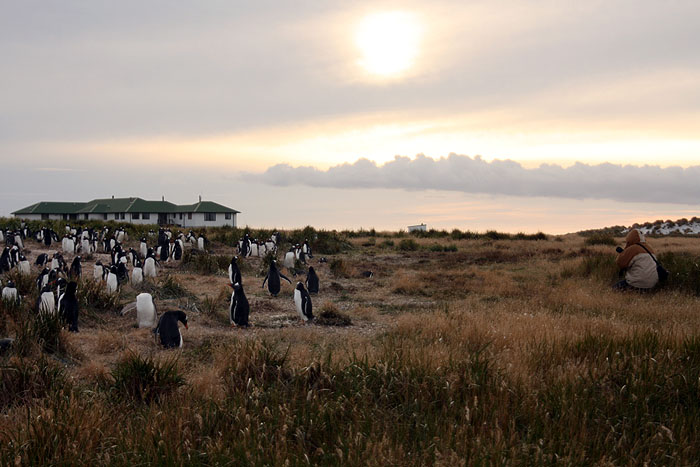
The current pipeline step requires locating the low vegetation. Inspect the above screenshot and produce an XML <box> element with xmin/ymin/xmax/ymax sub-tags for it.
<box><xmin>1</xmin><ymin>223</ymin><xmax>700</xmax><ymax>464</ymax></box>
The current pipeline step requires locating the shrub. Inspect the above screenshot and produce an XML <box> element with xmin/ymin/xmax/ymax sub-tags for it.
<box><xmin>0</xmin><ymin>356</ymin><xmax>66</xmax><ymax>409</ymax></box>
<box><xmin>157</xmin><ymin>275</ymin><xmax>193</xmax><ymax>300</ymax></box>
<box><xmin>380</xmin><ymin>239</ymin><xmax>395</xmax><ymax>248</ymax></box>
<box><xmin>428</xmin><ymin>243</ymin><xmax>458</xmax><ymax>252</ymax></box>
<box><xmin>110</xmin><ymin>352</ymin><xmax>184</xmax><ymax>404</ymax></box>
<box><xmin>78</xmin><ymin>278</ymin><xmax>121</xmax><ymax>312</ymax></box>
<box><xmin>181</xmin><ymin>249</ymin><xmax>229</xmax><ymax>275</ymax></box>
<box><xmin>33</xmin><ymin>311</ymin><xmax>65</xmax><ymax>354</ymax></box>
<box><xmin>584</xmin><ymin>233</ymin><xmax>617</xmax><ymax>246</ymax></box>
<box><xmin>657</xmin><ymin>252</ymin><xmax>700</xmax><ymax>295</ymax></box>
<box><xmin>316</xmin><ymin>303</ymin><xmax>352</xmax><ymax>326</ymax></box>
<box><xmin>397</xmin><ymin>239</ymin><xmax>419</xmax><ymax>251</ymax></box>
<box><xmin>330</xmin><ymin>259</ymin><xmax>352</xmax><ymax>278</ymax></box>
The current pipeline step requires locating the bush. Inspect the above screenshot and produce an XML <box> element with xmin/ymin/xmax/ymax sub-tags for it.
<box><xmin>157</xmin><ymin>275</ymin><xmax>194</xmax><ymax>300</ymax></box>
<box><xmin>78</xmin><ymin>278</ymin><xmax>121</xmax><ymax>313</ymax></box>
<box><xmin>316</xmin><ymin>303</ymin><xmax>352</xmax><ymax>326</ymax></box>
<box><xmin>380</xmin><ymin>239</ymin><xmax>395</xmax><ymax>249</ymax></box>
<box><xmin>397</xmin><ymin>239</ymin><xmax>419</xmax><ymax>251</ymax></box>
<box><xmin>110</xmin><ymin>352</ymin><xmax>184</xmax><ymax>404</ymax></box>
<box><xmin>0</xmin><ymin>356</ymin><xmax>66</xmax><ymax>409</ymax></box>
<box><xmin>585</xmin><ymin>233</ymin><xmax>617</xmax><ymax>246</ymax></box>
<box><xmin>657</xmin><ymin>252</ymin><xmax>700</xmax><ymax>295</ymax></box>
<box><xmin>428</xmin><ymin>243</ymin><xmax>458</xmax><ymax>252</ymax></box>
<box><xmin>181</xmin><ymin>249</ymin><xmax>229</xmax><ymax>275</ymax></box>
<box><xmin>330</xmin><ymin>259</ymin><xmax>352</xmax><ymax>278</ymax></box>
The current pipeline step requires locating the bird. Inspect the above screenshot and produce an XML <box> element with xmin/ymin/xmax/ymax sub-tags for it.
<box><xmin>153</xmin><ymin>310</ymin><xmax>188</xmax><ymax>348</ymax></box>
<box><xmin>294</xmin><ymin>282</ymin><xmax>314</xmax><ymax>322</ymax></box>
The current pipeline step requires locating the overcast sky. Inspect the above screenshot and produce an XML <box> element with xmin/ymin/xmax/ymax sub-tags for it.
<box><xmin>2</xmin><ymin>1</ymin><xmax>699</xmax><ymax>232</ymax></box>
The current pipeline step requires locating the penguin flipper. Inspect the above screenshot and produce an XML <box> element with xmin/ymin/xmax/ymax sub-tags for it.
<box><xmin>279</xmin><ymin>273</ymin><xmax>292</xmax><ymax>284</ymax></box>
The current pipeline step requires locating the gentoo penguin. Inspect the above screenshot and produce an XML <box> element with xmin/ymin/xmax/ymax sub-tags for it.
<box><xmin>55</xmin><ymin>278</ymin><xmax>67</xmax><ymax>304</ymax></box>
<box><xmin>9</xmin><ymin>245</ymin><xmax>20</xmax><ymax>267</ymax></box>
<box><xmin>172</xmin><ymin>241</ymin><xmax>183</xmax><ymax>261</ymax></box>
<box><xmin>69</xmin><ymin>256</ymin><xmax>82</xmax><ymax>279</ymax></box>
<box><xmin>124</xmin><ymin>292</ymin><xmax>158</xmax><ymax>328</ymax></box>
<box><xmin>18</xmin><ymin>254</ymin><xmax>31</xmax><ymax>276</ymax></box>
<box><xmin>81</xmin><ymin>237</ymin><xmax>91</xmax><ymax>255</ymax></box>
<box><xmin>153</xmin><ymin>310</ymin><xmax>188</xmax><ymax>348</ymax></box>
<box><xmin>0</xmin><ymin>248</ymin><xmax>11</xmax><ymax>273</ymax></box>
<box><xmin>294</xmin><ymin>282</ymin><xmax>314</xmax><ymax>322</ymax></box>
<box><xmin>262</xmin><ymin>260</ymin><xmax>292</xmax><ymax>297</ymax></box>
<box><xmin>139</xmin><ymin>238</ymin><xmax>148</xmax><ymax>259</ymax></box>
<box><xmin>283</xmin><ymin>248</ymin><xmax>295</xmax><ymax>269</ymax></box>
<box><xmin>305</xmin><ymin>266</ymin><xmax>320</xmax><ymax>294</ymax></box>
<box><xmin>58</xmin><ymin>281</ymin><xmax>79</xmax><ymax>332</ymax></box>
<box><xmin>38</xmin><ymin>284</ymin><xmax>56</xmax><ymax>314</ymax></box>
<box><xmin>250</xmin><ymin>241</ymin><xmax>259</xmax><ymax>257</ymax></box>
<box><xmin>94</xmin><ymin>261</ymin><xmax>106</xmax><ymax>281</ymax></box>
<box><xmin>229</xmin><ymin>282</ymin><xmax>249</xmax><ymax>327</ymax></box>
<box><xmin>106</xmin><ymin>265</ymin><xmax>119</xmax><ymax>294</ymax></box>
<box><xmin>361</xmin><ymin>271</ymin><xmax>374</xmax><ymax>278</ymax></box>
<box><xmin>116</xmin><ymin>260</ymin><xmax>129</xmax><ymax>285</ymax></box>
<box><xmin>1</xmin><ymin>280</ymin><xmax>20</xmax><ymax>305</ymax></box>
<box><xmin>144</xmin><ymin>256</ymin><xmax>157</xmax><ymax>278</ymax></box>
<box><xmin>64</xmin><ymin>236</ymin><xmax>75</xmax><ymax>254</ymax></box>
<box><xmin>197</xmin><ymin>234</ymin><xmax>206</xmax><ymax>252</ymax></box>
<box><xmin>36</xmin><ymin>267</ymin><xmax>50</xmax><ymax>291</ymax></box>
<box><xmin>132</xmin><ymin>256</ymin><xmax>144</xmax><ymax>285</ymax></box>
<box><xmin>228</xmin><ymin>256</ymin><xmax>242</xmax><ymax>286</ymax></box>
<box><xmin>302</xmin><ymin>239</ymin><xmax>312</xmax><ymax>258</ymax></box>
<box><xmin>34</xmin><ymin>252</ymin><xmax>48</xmax><ymax>267</ymax></box>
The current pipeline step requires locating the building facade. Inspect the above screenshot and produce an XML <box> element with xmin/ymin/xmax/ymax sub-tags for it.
<box><xmin>12</xmin><ymin>197</ymin><xmax>239</xmax><ymax>228</ymax></box>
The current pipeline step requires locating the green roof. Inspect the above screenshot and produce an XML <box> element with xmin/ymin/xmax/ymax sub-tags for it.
<box><xmin>12</xmin><ymin>202</ymin><xmax>87</xmax><ymax>215</ymax></box>
<box><xmin>12</xmin><ymin>197</ymin><xmax>239</xmax><ymax>215</ymax></box>
<box><xmin>176</xmin><ymin>201</ymin><xmax>240</xmax><ymax>214</ymax></box>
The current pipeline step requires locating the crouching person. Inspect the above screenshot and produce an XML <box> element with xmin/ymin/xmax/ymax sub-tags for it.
<box><xmin>613</xmin><ymin>229</ymin><xmax>659</xmax><ymax>291</ymax></box>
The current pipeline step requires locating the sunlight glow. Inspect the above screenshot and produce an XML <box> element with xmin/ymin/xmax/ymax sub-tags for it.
<box><xmin>355</xmin><ymin>11</ymin><xmax>422</xmax><ymax>77</ymax></box>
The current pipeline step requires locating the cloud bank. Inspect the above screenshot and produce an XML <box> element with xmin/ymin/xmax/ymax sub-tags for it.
<box><xmin>247</xmin><ymin>154</ymin><xmax>700</xmax><ymax>205</ymax></box>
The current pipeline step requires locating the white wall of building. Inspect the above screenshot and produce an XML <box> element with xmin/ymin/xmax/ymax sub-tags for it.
<box><xmin>180</xmin><ymin>212</ymin><xmax>237</xmax><ymax>228</ymax></box>
<box><xmin>16</xmin><ymin>211</ymin><xmax>237</xmax><ymax>227</ymax></box>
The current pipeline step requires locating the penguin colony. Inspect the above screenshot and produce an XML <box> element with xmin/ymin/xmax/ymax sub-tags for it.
<box><xmin>1</xmin><ymin>224</ymin><xmax>325</xmax><ymax>352</ymax></box>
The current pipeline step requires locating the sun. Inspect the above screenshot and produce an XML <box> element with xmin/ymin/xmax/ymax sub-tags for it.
<box><xmin>355</xmin><ymin>11</ymin><xmax>422</xmax><ymax>78</ymax></box>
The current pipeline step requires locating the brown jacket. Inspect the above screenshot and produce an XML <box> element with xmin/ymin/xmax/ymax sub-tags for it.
<box><xmin>616</xmin><ymin>229</ymin><xmax>658</xmax><ymax>289</ymax></box>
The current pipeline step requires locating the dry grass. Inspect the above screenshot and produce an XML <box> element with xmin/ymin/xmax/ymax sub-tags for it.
<box><xmin>1</xmin><ymin>230</ymin><xmax>699</xmax><ymax>464</ymax></box>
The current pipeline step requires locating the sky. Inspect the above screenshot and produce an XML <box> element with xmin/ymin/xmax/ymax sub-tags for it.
<box><xmin>1</xmin><ymin>0</ymin><xmax>699</xmax><ymax>233</ymax></box>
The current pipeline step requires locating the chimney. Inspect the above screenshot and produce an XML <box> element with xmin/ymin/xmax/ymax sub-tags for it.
<box><xmin>162</xmin><ymin>196</ymin><xmax>165</xmax><ymax>201</ymax></box>
<box><xmin>111</xmin><ymin>195</ymin><xmax>114</xmax><ymax>199</ymax></box>
<box><xmin>199</xmin><ymin>195</ymin><xmax>202</xmax><ymax>202</ymax></box>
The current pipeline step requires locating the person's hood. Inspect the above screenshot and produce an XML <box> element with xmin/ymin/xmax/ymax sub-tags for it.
<box><xmin>625</xmin><ymin>229</ymin><xmax>645</xmax><ymax>248</ymax></box>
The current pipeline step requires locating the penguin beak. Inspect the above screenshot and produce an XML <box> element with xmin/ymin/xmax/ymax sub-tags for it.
<box><xmin>185</xmin><ymin>323</ymin><xmax>189</xmax><ymax>330</ymax></box>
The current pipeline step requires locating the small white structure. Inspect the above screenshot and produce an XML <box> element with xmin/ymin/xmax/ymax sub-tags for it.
<box><xmin>407</xmin><ymin>223</ymin><xmax>427</xmax><ymax>232</ymax></box>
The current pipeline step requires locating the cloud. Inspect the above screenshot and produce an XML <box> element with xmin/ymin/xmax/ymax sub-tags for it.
<box><xmin>247</xmin><ymin>154</ymin><xmax>700</xmax><ymax>205</ymax></box>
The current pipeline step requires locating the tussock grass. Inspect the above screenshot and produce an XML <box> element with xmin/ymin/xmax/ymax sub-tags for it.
<box><xmin>109</xmin><ymin>352</ymin><xmax>184</xmax><ymax>404</ymax></box>
<box><xmin>180</xmin><ymin>249</ymin><xmax>229</xmax><ymax>275</ymax></box>
<box><xmin>316</xmin><ymin>302</ymin><xmax>352</xmax><ymax>326</ymax></box>
<box><xmin>584</xmin><ymin>232</ymin><xmax>617</xmax><ymax>246</ymax></box>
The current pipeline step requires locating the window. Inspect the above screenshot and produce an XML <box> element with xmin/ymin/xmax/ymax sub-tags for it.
<box><xmin>204</xmin><ymin>213</ymin><xmax>216</xmax><ymax>222</ymax></box>
<box><xmin>120</xmin><ymin>213</ymin><xmax>125</xmax><ymax>220</ymax></box>
<box><xmin>41</xmin><ymin>214</ymin><xmax>49</xmax><ymax>220</ymax></box>
<box><xmin>132</xmin><ymin>213</ymin><xmax>140</xmax><ymax>220</ymax></box>
<box><xmin>84</xmin><ymin>214</ymin><xmax>89</xmax><ymax>220</ymax></box>
<box><xmin>62</xmin><ymin>214</ymin><xmax>68</xmax><ymax>220</ymax></box>
<box><xmin>142</xmin><ymin>213</ymin><xmax>150</xmax><ymax>220</ymax></box>
<box><xmin>188</xmin><ymin>213</ymin><xmax>192</xmax><ymax>220</ymax></box>
<box><xmin>103</xmin><ymin>214</ymin><xmax>108</xmax><ymax>220</ymax></box>
<box><xmin>114</xmin><ymin>213</ymin><xmax>119</xmax><ymax>220</ymax></box>
<box><xmin>70</xmin><ymin>214</ymin><xmax>77</xmax><ymax>220</ymax></box>
<box><xmin>225</xmin><ymin>212</ymin><xmax>231</xmax><ymax>220</ymax></box>
<box><xmin>179</xmin><ymin>213</ymin><xmax>182</xmax><ymax>220</ymax></box>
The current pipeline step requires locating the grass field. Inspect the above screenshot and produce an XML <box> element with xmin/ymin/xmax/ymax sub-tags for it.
<box><xmin>1</xmin><ymin>225</ymin><xmax>699</xmax><ymax>465</ymax></box>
